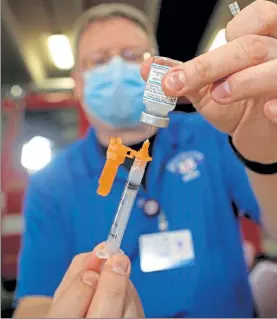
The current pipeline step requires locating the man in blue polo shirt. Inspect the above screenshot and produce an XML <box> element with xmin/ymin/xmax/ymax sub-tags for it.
<box><xmin>14</xmin><ymin>2</ymin><xmax>277</xmax><ymax>318</ymax></box>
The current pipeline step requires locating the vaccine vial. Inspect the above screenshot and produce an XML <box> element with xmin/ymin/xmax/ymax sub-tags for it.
<box><xmin>141</xmin><ymin>57</ymin><xmax>181</xmax><ymax>128</ymax></box>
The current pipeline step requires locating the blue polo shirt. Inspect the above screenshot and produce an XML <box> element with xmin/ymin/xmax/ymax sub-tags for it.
<box><xmin>16</xmin><ymin>112</ymin><xmax>260</xmax><ymax>318</ymax></box>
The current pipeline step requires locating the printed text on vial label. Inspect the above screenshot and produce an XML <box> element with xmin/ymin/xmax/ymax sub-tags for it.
<box><xmin>143</xmin><ymin>64</ymin><xmax>177</xmax><ymax>106</ymax></box>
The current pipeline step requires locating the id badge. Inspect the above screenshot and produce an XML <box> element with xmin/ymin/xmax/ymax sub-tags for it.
<box><xmin>139</xmin><ymin>229</ymin><xmax>195</xmax><ymax>273</ymax></box>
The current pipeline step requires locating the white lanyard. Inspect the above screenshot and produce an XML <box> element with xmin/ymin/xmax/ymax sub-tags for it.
<box><xmin>158</xmin><ymin>210</ymin><xmax>169</xmax><ymax>232</ymax></box>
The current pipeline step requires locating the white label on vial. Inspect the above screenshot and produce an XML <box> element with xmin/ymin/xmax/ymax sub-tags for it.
<box><xmin>143</xmin><ymin>63</ymin><xmax>178</xmax><ymax>106</ymax></box>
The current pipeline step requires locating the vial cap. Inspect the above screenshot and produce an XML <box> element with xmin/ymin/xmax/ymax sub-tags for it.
<box><xmin>140</xmin><ymin>112</ymin><xmax>169</xmax><ymax>128</ymax></box>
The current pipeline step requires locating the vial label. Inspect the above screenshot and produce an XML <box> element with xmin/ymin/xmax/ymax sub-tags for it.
<box><xmin>143</xmin><ymin>63</ymin><xmax>178</xmax><ymax>106</ymax></box>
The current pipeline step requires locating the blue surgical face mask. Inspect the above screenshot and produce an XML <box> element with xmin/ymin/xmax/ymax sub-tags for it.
<box><xmin>83</xmin><ymin>56</ymin><xmax>146</xmax><ymax>128</ymax></box>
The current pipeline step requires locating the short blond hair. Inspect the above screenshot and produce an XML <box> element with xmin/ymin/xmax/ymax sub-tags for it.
<box><xmin>72</xmin><ymin>3</ymin><xmax>159</xmax><ymax>64</ymax></box>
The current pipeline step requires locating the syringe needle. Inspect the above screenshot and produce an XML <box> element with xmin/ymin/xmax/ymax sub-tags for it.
<box><xmin>147</xmin><ymin>125</ymin><xmax>153</xmax><ymax>139</ymax></box>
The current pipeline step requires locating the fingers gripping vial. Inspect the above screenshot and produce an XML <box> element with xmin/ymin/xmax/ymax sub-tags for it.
<box><xmin>97</xmin><ymin>139</ymin><xmax>152</xmax><ymax>259</ymax></box>
<box><xmin>141</xmin><ymin>57</ymin><xmax>181</xmax><ymax>128</ymax></box>
<box><xmin>140</xmin><ymin>0</ymin><xmax>240</xmax><ymax>129</ymax></box>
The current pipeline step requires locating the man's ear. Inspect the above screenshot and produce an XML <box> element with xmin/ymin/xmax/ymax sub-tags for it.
<box><xmin>72</xmin><ymin>70</ymin><xmax>83</xmax><ymax>101</ymax></box>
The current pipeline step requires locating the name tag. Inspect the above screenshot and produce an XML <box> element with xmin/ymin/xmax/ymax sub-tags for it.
<box><xmin>139</xmin><ymin>229</ymin><xmax>195</xmax><ymax>273</ymax></box>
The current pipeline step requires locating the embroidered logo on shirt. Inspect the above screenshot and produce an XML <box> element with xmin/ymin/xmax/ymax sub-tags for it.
<box><xmin>167</xmin><ymin>151</ymin><xmax>204</xmax><ymax>182</ymax></box>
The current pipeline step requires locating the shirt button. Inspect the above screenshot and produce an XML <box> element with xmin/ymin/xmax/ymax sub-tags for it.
<box><xmin>144</xmin><ymin>200</ymin><xmax>159</xmax><ymax>216</ymax></box>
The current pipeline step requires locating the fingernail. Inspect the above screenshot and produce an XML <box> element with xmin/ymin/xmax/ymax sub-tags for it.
<box><xmin>84</xmin><ymin>243</ymin><xmax>104</xmax><ymax>267</ymax></box>
<box><xmin>268</xmin><ymin>103</ymin><xmax>277</xmax><ymax>116</ymax></box>
<box><xmin>211</xmin><ymin>80</ymin><xmax>231</xmax><ymax>99</ymax></box>
<box><xmin>159</xmin><ymin>57</ymin><xmax>183</xmax><ymax>65</ymax></box>
<box><xmin>164</xmin><ymin>71</ymin><xmax>186</xmax><ymax>91</ymax></box>
<box><xmin>93</xmin><ymin>242</ymin><xmax>106</xmax><ymax>253</ymax></box>
<box><xmin>110</xmin><ymin>253</ymin><xmax>130</xmax><ymax>275</ymax></box>
<box><xmin>81</xmin><ymin>271</ymin><xmax>98</xmax><ymax>287</ymax></box>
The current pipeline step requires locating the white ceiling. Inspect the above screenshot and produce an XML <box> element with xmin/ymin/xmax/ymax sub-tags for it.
<box><xmin>2</xmin><ymin>0</ymin><xmax>162</xmax><ymax>92</ymax></box>
<box><xmin>3</xmin><ymin>0</ymin><xmax>276</xmax><ymax>92</ymax></box>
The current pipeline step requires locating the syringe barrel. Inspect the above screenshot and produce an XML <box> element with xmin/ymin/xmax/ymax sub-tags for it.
<box><xmin>106</xmin><ymin>187</ymin><xmax>138</xmax><ymax>253</ymax></box>
<box><xmin>106</xmin><ymin>159</ymin><xmax>147</xmax><ymax>253</ymax></box>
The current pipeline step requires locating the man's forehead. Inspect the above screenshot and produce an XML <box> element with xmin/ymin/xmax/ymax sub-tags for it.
<box><xmin>78</xmin><ymin>17</ymin><xmax>149</xmax><ymax>53</ymax></box>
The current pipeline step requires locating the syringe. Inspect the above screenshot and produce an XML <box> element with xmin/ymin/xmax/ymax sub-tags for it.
<box><xmin>229</xmin><ymin>1</ymin><xmax>241</xmax><ymax>16</ymax></box>
<box><xmin>147</xmin><ymin>124</ymin><xmax>154</xmax><ymax>139</ymax></box>
<box><xmin>97</xmin><ymin>140</ymin><xmax>152</xmax><ymax>259</ymax></box>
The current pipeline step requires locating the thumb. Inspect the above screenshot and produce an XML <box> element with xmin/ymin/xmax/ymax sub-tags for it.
<box><xmin>86</xmin><ymin>253</ymin><xmax>131</xmax><ymax>318</ymax></box>
<box><xmin>47</xmin><ymin>270</ymin><xmax>99</xmax><ymax>318</ymax></box>
<box><xmin>140</xmin><ymin>57</ymin><xmax>195</xmax><ymax>106</ymax></box>
<box><xmin>264</xmin><ymin>100</ymin><xmax>277</xmax><ymax>124</ymax></box>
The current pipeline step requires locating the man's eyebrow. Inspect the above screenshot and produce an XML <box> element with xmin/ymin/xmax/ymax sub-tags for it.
<box><xmin>81</xmin><ymin>46</ymin><xmax>149</xmax><ymax>57</ymax></box>
<box><xmin>80</xmin><ymin>49</ymin><xmax>106</xmax><ymax>57</ymax></box>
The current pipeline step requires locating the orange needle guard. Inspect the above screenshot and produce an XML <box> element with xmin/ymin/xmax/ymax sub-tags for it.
<box><xmin>97</xmin><ymin>137</ymin><xmax>152</xmax><ymax>196</ymax></box>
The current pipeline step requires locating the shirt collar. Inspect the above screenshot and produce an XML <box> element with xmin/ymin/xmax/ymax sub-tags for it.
<box><xmin>80</xmin><ymin>112</ymin><xmax>194</xmax><ymax>176</ymax></box>
<box><xmin>81</xmin><ymin>128</ymin><xmax>129</xmax><ymax>181</ymax></box>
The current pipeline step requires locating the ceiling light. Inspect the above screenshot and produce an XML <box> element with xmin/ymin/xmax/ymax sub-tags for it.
<box><xmin>209</xmin><ymin>29</ymin><xmax>227</xmax><ymax>52</ymax></box>
<box><xmin>21</xmin><ymin>136</ymin><xmax>52</xmax><ymax>172</ymax></box>
<box><xmin>48</xmin><ymin>34</ymin><xmax>74</xmax><ymax>70</ymax></box>
<box><xmin>10</xmin><ymin>85</ymin><xmax>23</xmax><ymax>98</ymax></box>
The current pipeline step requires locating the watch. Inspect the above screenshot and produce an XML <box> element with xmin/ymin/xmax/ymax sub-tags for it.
<box><xmin>228</xmin><ymin>136</ymin><xmax>277</xmax><ymax>175</ymax></box>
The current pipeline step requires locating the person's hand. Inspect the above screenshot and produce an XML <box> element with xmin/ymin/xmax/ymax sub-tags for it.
<box><xmin>46</xmin><ymin>243</ymin><xmax>144</xmax><ymax>318</ymax></box>
<box><xmin>141</xmin><ymin>0</ymin><xmax>277</xmax><ymax>164</ymax></box>
<box><xmin>243</xmin><ymin>241</ymin><xmax>256</xmax><ymax>269</ymax></box>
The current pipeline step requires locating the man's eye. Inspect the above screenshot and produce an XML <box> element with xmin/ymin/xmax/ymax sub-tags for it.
<box><xmin>95</xmin><ymin>57</ymin><xmax>106</xmax><ymax>65</ymax></box>
<box><xmin>124</xmin><ymin>53</ymin><xmax>140</xmax><ymax>62</ymax></box>
<box><xmin>83</xmin><ymin>60</ymin><xmax>94</xmax><ymax>69</ymax></box>
<box><xmin>124</xmin><ymin>51</ymin><xmax>136</xmax><ymax>58</ymax></box>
